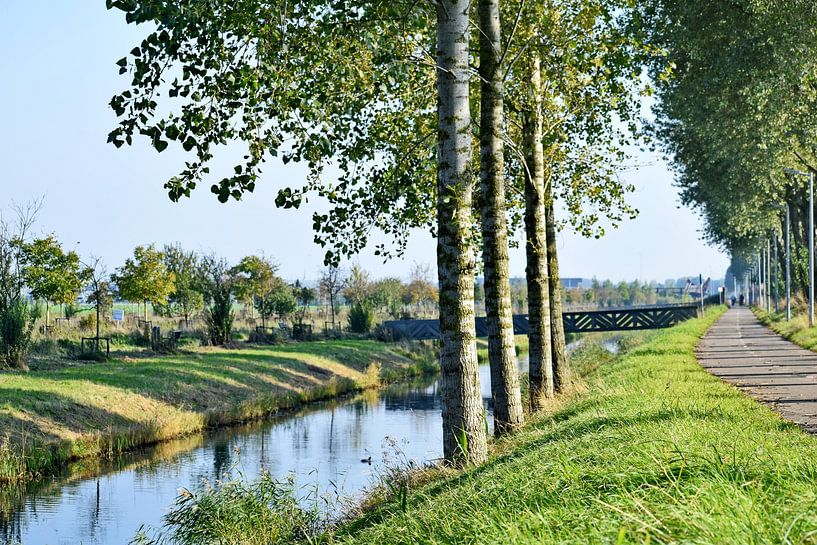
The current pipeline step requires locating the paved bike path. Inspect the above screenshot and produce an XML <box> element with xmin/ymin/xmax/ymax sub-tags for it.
<box><xmin>697</xmin><ymin>307</ymin><xmax>817</xmax><ymax>433</ymax></box>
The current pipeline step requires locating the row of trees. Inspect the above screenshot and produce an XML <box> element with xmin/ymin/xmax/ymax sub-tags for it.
<box><xmin>639</xmin><ymin>1</ymin><xmax>817</xmax><ymax>294</ymax></box>
<box><xmin>108</xmin><ymin>0</ymin><xmax>653</xmax><ymax>463</ymax></box>
<box><xmin>0</xmin><ymin>218</ymin><xmax>443</xmax><ymax>359</ymax></box>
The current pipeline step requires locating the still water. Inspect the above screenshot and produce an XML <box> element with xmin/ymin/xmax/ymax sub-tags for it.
<box><xmin>1</xmin><ymin>360</ymin><xmax>527</xmax><ymax>545</ymax></box>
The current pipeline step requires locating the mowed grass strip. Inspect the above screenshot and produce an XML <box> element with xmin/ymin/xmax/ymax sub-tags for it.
<box><xmin>336</xmin><ymin>307</ymin><xmax>817</xmax><ymax>545</ymax></box>
<box><xmin>0</xmin><ymin>340</ymin><xmax>436</xmax><ymax>482</ymax></box>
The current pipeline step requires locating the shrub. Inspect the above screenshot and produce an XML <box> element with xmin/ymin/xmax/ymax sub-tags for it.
<box><xmin>204</xmin><ymin>287</ymin><xmax>233</xmax><ymax>346</ymax></box>
<box><xmin>78</xmin><ymin>313</ymin><xmax>96</xmax><ymax>332</ymax></box>
<box><xmin>29</xmin><ymin>337</ymin><xmax>60</xmax><ymax>356</ymax></box>
<box><xmin>248</xmin><ymin>328</ymin><xmax>283</xmax><ymax>345</ymax></box>
<box><xmin>348</xmin><ymin>302</ymin><xmax>373</xmax><ymax>334</ymax></box>
<box><xmin>63</xmin><ymin>302</ymin><xmax>80</xmax><ymax>321</ymax></box>
<box><xmin>0</xmin><ymin>299</ymin><xmax>40</xmax><ymax>370</ymax></box>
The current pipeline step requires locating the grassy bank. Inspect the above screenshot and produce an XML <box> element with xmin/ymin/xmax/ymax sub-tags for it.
<box><xmin>0</xmin><ymin>340</ymin><xmax>437</xmax><ymax>482</ymax></box>
<box><xmin>323</xmin><ymin>305</ymin><xmax>817</xmax><ymax>544</ymax></box>
<box><xmin>755</xmin><ymin>308</ymin><xmax>817</xmax><ymax>351</ymax></box>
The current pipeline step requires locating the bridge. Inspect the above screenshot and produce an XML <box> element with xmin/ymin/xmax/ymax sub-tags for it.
<box><xmin>383</xmin><ymin>303</ymin><xmax>701</xmax><ymax>340</ymax></box>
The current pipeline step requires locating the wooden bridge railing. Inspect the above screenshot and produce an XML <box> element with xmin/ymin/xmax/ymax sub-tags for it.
<box><xmin>383</xmin><ymin>303</ymin><xmax>701</xmax><ymax>341</ymax></box>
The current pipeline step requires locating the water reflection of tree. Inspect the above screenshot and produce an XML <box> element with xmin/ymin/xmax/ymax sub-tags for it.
<box><xmin>0</xmin><ymin>484</ymin><xmax>26</xmax><ymax>545</ymax></box>
<box><xmin>382</xmin><ymin>375</ymin><xmax>441</xmax><ymax>412</ymax></box>
<box><xmin>213</xmin><ymin>440</ymin><xmax>231</xmax><ymax>479</ymax></box>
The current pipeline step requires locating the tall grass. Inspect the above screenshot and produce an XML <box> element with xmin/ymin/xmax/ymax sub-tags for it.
<box><xmin>131</xmin><ymin>472</ymin><xmax>322</xmax><ymax>545</ymax></box>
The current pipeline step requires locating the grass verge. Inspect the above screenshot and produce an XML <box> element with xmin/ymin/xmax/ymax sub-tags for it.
<box><xmin>329</xmin><ymin>306</ymin><xmax>817</xmax><ymax>544</ymax></box>
<box><xmin>755</xmin><ymin>308</ymin><xmax>817</xmax><ymax>351</ymax></box>
<box><xmin>0</xmin><ymin>340</ymin><xmax>437</xmax><ymax>483</ymax></box>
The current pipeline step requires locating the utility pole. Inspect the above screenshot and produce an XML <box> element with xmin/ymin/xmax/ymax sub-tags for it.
<box><xmin>766</xmin><ymin>238</ymin><xmax>772</xmax><ymax>313</ymax></box>
<box><xmin>773</xmin><ymin>232</ymin><xmax>779</xmax><ymax>313</ymax></box>
<box><xmin>755</xmin><ymin>247</ymin><xmax>763</xmax><ymax>308</ymax></box>
<box><xmin>784</xmin><ymin>168</ymin><xmax>813</xmax><ymax>325</ymax></box>
<box><xmin>786</xmin><ymin>203</ymin><xmax>791</xmax><ymax>321</ymax></box>
<box><xmin>811</xmin><ymin>170</ymin><xmax>814</xmax><ymax>326</ymax></box>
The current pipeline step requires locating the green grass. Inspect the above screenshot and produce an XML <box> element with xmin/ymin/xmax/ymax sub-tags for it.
<box><xmin>0</xmin><ymin>340</ymin><xmax>437</xmax><ymax>483</ymax></box>
<box><xmin>329</xmin><ymin>306</ymin><xmax>817</xmax><ymax>544</ymax></box>
<box><xmin>756</xmin><ymin>309</ymin><xmax>817</xmax><ymax>351</ymax></box>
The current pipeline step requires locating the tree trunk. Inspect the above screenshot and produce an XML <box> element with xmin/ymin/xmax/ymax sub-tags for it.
<box><xmin>45</xmin><ymin>301</ymin><xmax>49</xmax><ymax>330</ymax></box>
<box><xmin>545</xmin><ymin>180</ymin><xmax>569</xmax><ymax>391</ymax></box>
<box><xmin>523</xmin><ymin>55</ymin><xmax>555</xmax><ymax>409</ymax></box>
<box><xmin>478</xmin><ymin>0</ymin><xmax>523</xmax><ymax>436</ymax></box>
<box><xmin>436</xmin><ymin>0</ymin><xmax>488</xmax><ymax>465</ymax></box>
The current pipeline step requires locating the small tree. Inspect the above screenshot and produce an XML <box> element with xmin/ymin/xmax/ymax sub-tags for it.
<box><xmin>292</xmin><ymin>281</ymin><xmax>316</xmax><ymax>338</ymax></box>
<box><xmin>256</xmin><ymin>277</ymin><xmax>295</xmax><ymax>326</ymax></box>
<box><xmin>231</xmin><ymin>255</ymin><xmax>278</xmax><ymax>326</ymax></box>
<box><xmin>200</xmin><ymin>256</ymin><xmax>233</xmax><ymax>345</ymax></box>
<box><xmin>342</xmin><ymin>265</ymin><xmax>371</xmax><ymax>306</ymax></box>
<box><xmin>163</xmin><ymin>243</ymin><xmax>205</xmax><ymax>325</ymax></box>
<box><xmin>370</xmin><ymin>277</ymin><xmax>404</xmax><ymax>319</ymax></box>
<box><xmin>402</xmin><ymin>263</ymin><xmax>438</xmax><ymax>318</ymax></box>
<box><xmin>112</xmin><ymin>245</ymin><xmax>176</xmax><ymax>321</ymax></box>
<box><xmin>0</xmin><ymin>202</ymin><xmax>41</xmax><ymax>371</ymax></box>
<box><xmin>18</xmin><ymin>235</ymin><xmax>86</xmax><ymax>328</ymax></box>
<box><xmin>84</xmin><ymin>257</ymin><xmax>113</xmax><ymax>346</ymax></box>
<box><xmin>318</xmin><ymin>265</ymin><xmax>346</xmax><ymax>329</ymax></box>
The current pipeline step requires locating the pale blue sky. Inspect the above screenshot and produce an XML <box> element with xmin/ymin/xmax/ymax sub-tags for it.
<box><xmin>0</xmin><ymin>1</ymin><xmax>728</xmax><ymax>283</ymax></box>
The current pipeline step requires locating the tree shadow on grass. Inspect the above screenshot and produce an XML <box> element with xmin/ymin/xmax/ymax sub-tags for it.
<box><xmin>342</xmin><ymin>402</ymin><xmax>749</xmax><ymax>534</ymax></box>
<box><xmin>0</xmin><ymin>389</ymin><xmax>140</xmax><ymax>440</ymax></box>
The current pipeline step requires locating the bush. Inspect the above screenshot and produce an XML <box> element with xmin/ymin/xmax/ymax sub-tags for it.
<box><xmin>0</xmin><ymin>299</ymin><xmax>40</xmax><ymax>370</ymax></box>
<box><xmin>29</xmin><ymin>337</ymin><xmax>60</xmax><ymax>356</ymax></box>
<box><xmin>248</xmin><ymin>328</ymin><xmax>283</xmax><ymax>345</ymax></box>
<box><xmin>63</xmin><ymin>302</ymin><xmax>80</xmax><ymax>321</ymax></box>
<box><xmin>204</xmin><ymin>288</ymin><xmax>233</xmax><ymax>346</ymax></box>
<box><xmin>78</xmin><ymin>313</ymin><xmax>96</xmax><ymax>332</ymax></box>
<box><xmin>348</xmin><ymin>302</ymin><xmax>374</xmax><ymax>334</ymax></box>
<box><xmin>292</xmin><ymin>323</ymin><xmax>313</xmax><ymax>341</ymax></box>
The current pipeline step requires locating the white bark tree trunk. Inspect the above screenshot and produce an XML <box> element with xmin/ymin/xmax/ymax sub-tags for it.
<box><xmin>523</xmin><ymin>55</ymin><xmax>555</xmax><ymax>409</ymax></box>
<box><xmin>545</xmin><ymin>179</ymin><xmax>569</xmax><ymax>390</ymax></box>
<box><xmin>436</xmin><ymin>0</ymin><xmax>488</xmax><ymax>464</ymax></box>
<box><xmin>478</xmin><ymin>0</ymin><xmax>523</xmax><ymax>435</ymax></box>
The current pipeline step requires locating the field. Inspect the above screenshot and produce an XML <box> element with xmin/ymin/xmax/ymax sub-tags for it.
<box><xmin>0</xmin><ymin>339</ymin><xmax>436</xmax><ymax>482</ymax></box>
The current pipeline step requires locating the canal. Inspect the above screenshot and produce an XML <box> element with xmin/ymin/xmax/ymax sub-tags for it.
<box><xmin>1</xmin><ymin>358</ymin><xmax>530</xmax><ymax>545</ymax></box>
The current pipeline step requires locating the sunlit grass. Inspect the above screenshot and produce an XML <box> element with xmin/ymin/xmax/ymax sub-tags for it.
<box><xmin>756</xmin><ymin>309</ymin><xmax>817</xmax><ymax>350</ymax></box>
<box><xmin>326</xmin><ymin>306</ymin><xmax>817</xmax><ymax>544</ymax></box>
<box><xmin>0</xmin><ymin>340</ymin><xmax>436</xmax><ymax>482</ymax></box>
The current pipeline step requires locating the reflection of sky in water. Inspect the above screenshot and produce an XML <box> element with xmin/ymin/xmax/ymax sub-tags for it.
<box><xmin>0</xmin><ymin>360</ymin><xmax>528</xmax><ymax>545</ymax></box>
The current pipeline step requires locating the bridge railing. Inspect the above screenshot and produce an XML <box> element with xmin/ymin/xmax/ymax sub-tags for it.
<box><xmin>383</xmin><ymin>303</ymin><xmax>701</xmax><ymax>341</ymax></box>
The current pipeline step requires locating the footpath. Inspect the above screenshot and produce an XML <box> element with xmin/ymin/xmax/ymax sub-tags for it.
<box><xmin>697</xmin><ymin>307</ymin><xmax>817</xmax><ymax>432</ymax></box>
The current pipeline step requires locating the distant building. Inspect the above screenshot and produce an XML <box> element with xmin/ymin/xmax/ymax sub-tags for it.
<box><xmin>561</xmin><ymin>278</ymin><xmax>589</xmax><ymax>290</ymax></box>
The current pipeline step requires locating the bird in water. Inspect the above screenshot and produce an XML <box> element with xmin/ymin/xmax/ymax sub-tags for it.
<box><xmin>360</xmin><ymin>456</ymin><xmax>372</xmax><ymax>464</ymax></box>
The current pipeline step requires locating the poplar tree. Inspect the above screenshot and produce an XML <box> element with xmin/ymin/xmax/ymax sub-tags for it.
<box><xmin>478</xmin><ymin>0</ymin><xmax>523</xmax><ymax>434</ymax></box>
<box><xmin>107</xmin><ymin>0</ymin><xmax>487</xmax><ymax>463</ymax></box>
